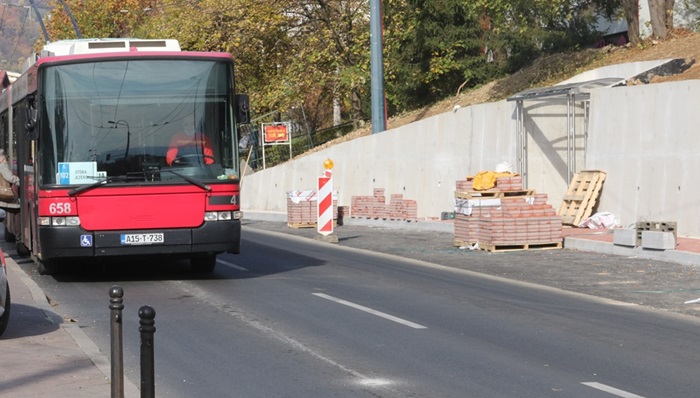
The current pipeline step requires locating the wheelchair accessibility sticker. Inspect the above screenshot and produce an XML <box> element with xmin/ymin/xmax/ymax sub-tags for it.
<box><xmin>80</xmin><ymin>235</ymin><xmax>93</xmax><ymax>247</ymax></box>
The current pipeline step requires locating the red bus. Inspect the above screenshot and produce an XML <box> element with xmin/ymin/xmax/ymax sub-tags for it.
<box><xmin>0</xmin><ymin>38</ymin><xmax>249</xmax><ymax>274</ymax></box>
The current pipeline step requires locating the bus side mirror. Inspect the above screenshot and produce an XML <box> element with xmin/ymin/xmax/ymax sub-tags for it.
<box><xmin>26</xmin><ymin>101</ymin><xmax>38</xmax><ymax>139</ymax></box>
<box><xmin>235</xmin><ymin>94</ymin><xmax>250</xmax><ymax>124</ymax></box>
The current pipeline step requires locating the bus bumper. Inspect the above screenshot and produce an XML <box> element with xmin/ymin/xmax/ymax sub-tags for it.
<box><xmin>37</xmin><ymin>220</ymin><xmax>241</xmax><ymax>260</ymax></box>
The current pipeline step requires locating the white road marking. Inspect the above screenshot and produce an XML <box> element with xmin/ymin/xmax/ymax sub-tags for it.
<box><xmin>313</xmin><ymin>293</ymin><xmax>428</xmax><ymax>329</ymax></box>
<box><xmin>216</xmin><ymin>259</ymin><xmax>249</xmax><ymax>271</ymax></box>
<box><xmin>582</xmin><ymin>382</ymin><xmax>645</xmax><ymax>398</ymax></box>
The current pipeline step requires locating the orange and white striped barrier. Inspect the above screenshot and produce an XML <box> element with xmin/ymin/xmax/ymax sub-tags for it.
<box><xmin>317</xmin><ymin>159</ymin><xmax>334</xmax><ymax>236</ymax></box>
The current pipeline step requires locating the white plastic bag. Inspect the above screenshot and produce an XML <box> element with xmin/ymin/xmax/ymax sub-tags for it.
<box><xmin>578</xmin><ymin>212</ymin><xmax>619</xmax><ymax>229</ymax></box>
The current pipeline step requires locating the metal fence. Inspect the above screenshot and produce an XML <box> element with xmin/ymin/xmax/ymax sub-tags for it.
<box><xmin>239</xmin><ymin>114</ymin><xmax>356</xmax><ymax>173</ymax></box>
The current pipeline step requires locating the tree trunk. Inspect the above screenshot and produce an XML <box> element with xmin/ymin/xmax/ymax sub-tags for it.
<box><xmin>623</xmin><ymin>0</ymin><xmax>641</xmax><ymax>45</ymax></box>
<box><xmin>648</xmin><ymin>0</ymin><xmax>668</xmax><ymax>39</ymax></box>
<box><xmin>351</xmin><ymin>87</ymin><xmax>363</xmax><ymax>129</ymax></box>
<box><xmin>665</xmin><ymin>0</ymin><xmax>675</xmax><ymax>30</ymax></box>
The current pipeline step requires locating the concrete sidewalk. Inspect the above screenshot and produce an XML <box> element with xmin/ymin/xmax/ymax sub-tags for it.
<box><xmin>0</xmin><ymin>256</ymin><xmax>140</xmax><ymax>398</ymax></box>
<box><xmin>2</xmin><ymin>213</ymin><xmax>700</xmax><ymax>397</ymax></box>
<box><xmin>0</xmin><ymin>258</ymin><xmax>111</xmax><ymax>397</ymax></box>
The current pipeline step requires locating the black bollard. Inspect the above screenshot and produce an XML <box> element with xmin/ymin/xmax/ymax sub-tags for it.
<box><xmin>139</xmin><ymin>305</ymin><xmax>156</xmax><ymax>398</ymax></box>
<box><xmin>109</xmin><ymin>286</ymin><xmax>124</xmax><ymax>398</ymax></box>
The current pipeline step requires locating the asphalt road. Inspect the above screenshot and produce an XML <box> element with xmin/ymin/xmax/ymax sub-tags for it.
<box><xmin>244</xmin><ymin>220</ymin><xmax>700</xmax><ymax>319</ymax></box>
<box><xmin>12</xmin><ymin>221</ymin><xmax>700</xmax><ymax>397</ymax></box>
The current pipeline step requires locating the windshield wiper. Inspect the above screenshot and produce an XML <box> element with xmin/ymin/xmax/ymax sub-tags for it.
<box><xmin>68</xmin><ymin>171</ymin><xmax>211</xmax><ymax>196</ymax></box>
<box><xmin>68</xmin><ymin>176</ymin><xmax>127</xmax><ymax>196</ymax></box>
<box><xmin>160</xmin><ymin>170</ymin><xmax>211</xmax><ymax>192</ymax></box>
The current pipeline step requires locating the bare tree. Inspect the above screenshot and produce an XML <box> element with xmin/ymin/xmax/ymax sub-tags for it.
<box><xmin>648</xmin><ymin>0</ymin><xmax>676</xmax><ymax>39</ymax></box>
<box><xmin>623</xmin><ymin>0</ymin><xmax>642</xmax><ymax>45</ymax></box>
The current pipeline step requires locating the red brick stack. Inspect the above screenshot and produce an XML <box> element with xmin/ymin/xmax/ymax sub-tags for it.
<box><xmin>351</xmin><ymin>188</ymin><xmax>418</xmax><ymax>221</ymax></box>
<box><xmin>493</xmin><ymin>175</ymin><xmax>523</xmax><ymax>191</ymax></box>
<box><xmin>350</xmin><ymin>188</ymin><xmax>384</xmax><ymax>218</ymax></box>
<box><xmin>454</xmin><ymin>176</ymin><xmax>562</xmax><ymax>251</ymax></box>
<box><xmin>287</xmin><ymin>190</ymin><xmax>338</xmax><ymax>228</ymax></box>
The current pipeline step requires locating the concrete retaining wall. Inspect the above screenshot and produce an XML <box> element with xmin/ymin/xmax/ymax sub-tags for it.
<box><xmin>241</xmin><ymin>79</ymin><xmax>700</xmax><ymax>238</ymax></box>
<box><xmin>586</xmin><ymin>80</ymin><xmax>700</xmax><ymax>236</ymax></box>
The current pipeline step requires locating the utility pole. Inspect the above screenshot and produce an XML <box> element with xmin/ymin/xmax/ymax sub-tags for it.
<box><xmin>370</xmin><ymin>0</ymin><xmax>386</xmax><ymax>134</ymax></box>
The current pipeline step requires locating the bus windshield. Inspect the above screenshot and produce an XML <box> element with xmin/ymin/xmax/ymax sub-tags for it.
<box><xmin>39</xmin><ymin>59</ymin><xmax>239</xmax><ymax>186</ymax></box>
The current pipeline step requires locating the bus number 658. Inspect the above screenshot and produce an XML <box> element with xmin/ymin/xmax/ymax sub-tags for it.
<box><xmin>49</xmin><ymin>202</ymin><xmax>72</xmax><ymax>215</ymax></box>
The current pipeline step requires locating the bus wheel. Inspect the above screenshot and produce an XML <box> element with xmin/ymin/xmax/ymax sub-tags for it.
<box><xmin>37</xmin><ymin>260</ymin><xmax>56</xmax><ymax>276</ymax></box>
<box><xmin>3</xmin><ymin>226</ymin><xmax>15</xmax><ymax>243</ymax></box>
<box><xmin>191</xmin><ymin>255</ymin><xmax>216</xmax><ymax>273</ymax></box>
<box><xmin>16</xmin><ymin>242</ymin><xmax>30</xmax><ymax>258</ymax></box>
<box><xmin>0</xmin><ymin>281</ymin><xmax>10</xmax><ymax>336</ymax></box>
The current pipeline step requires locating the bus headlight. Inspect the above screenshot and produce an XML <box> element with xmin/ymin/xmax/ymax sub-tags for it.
<box><xmin>218</xmin><ymin>211</ymin><xmax>232</xmax><ymax>221</ymax></box>
<box><xmin>204</xmin><ymin>211</ymin><xmax>239</xmax><ymax>221</ymax></box>
<box><xmin>39</xmin><ymin>216</ymin><xmax>81</xmax><ymax>226</ymax></box>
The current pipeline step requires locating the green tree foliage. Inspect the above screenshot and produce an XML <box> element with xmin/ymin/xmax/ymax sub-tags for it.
<box><xmin>384</xmin><ymin>0</ymin><xmax>487</xmax><ymax>110</ymax></box>
<box><xmin>384</xmin><ymin>0</ymin><xmax>611</xmax><ymax>112</ymax></box>
<box><xmin>283</xmin><ymin>0</ymin><xmax>371</xmax><ymax>129</ymax></box>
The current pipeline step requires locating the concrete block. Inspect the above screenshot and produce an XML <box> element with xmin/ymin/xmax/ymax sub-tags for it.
<box><xmin>613</xmin><ymin>228</ymin><xmax>637</xmax><ymax>247</ymax></box>
<box><xmin>641</xmin><ymin>231</ymin><xmax>676</xmax><ymax>250</ymax></box>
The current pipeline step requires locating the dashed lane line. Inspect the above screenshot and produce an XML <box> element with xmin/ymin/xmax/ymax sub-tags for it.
<box><xmin>313</xmin><ymin>293</ymin><xmax>428</xmax><ymax>329</ymax></box>
<box><xmin>582</xmin><ymin>382</ymin><xmax>645</xmax><ymax>398</ymax></box>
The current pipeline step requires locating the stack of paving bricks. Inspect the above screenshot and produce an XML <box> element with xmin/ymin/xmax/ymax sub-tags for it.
<box><xmin>455</xmin><ymin>175</ymin><xmax>528</xmax><ymax>198</ymax></box>
<box><xmin>351</xmin><ymin>188</ymin><xmax>418</xmax><ymax>220</ymax></box>
<box><xmin>287</xmin><ymin>190</ymin><xmax>338</xmax><ymax>228</ymax></box>
<box><xmin>453</xmin><ymin>175</ymin><xmax>562</xmax><ymax>252</ymax></box>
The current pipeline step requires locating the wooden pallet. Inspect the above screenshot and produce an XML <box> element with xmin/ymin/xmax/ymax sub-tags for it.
<box><xmin>288</xmin><ymin>220</ymin><xmax>338</xmax><ymax>229</ymax></box>
<box><xmin>480</xmin><ymin>242</ymin><xmax>563</xmax><ymax>252</ymax></box>
<box><xmin>288</xmin><ymin>222</ymin><xmax>316</xmax><ymax>228</ymax></box>
<box><xmin>558</xmin><ymin>170</ymin><xmax>606</xmax><ymax>226</ymax></box>
<box><xmin>455</xmin><ymin>190</ymin><xmax>535</xmax><ymax>199</ymax></box>
<box><xmin>454</xmin><ymin>239</ymin><xmax>562</xmax><ymax>252</ymax></box>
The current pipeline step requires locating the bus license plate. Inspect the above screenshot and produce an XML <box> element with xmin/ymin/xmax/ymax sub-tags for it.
<box><xmin>120</xmin><ymin>233</ymin><xmax>164</xmax><ymax>245</ymax></box>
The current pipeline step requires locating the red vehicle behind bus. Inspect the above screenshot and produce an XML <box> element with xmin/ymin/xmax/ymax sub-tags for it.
<box><xmin>0</xmin><ymin>38</ymin><xmax>249</xmax><ymax>274</ymax></box>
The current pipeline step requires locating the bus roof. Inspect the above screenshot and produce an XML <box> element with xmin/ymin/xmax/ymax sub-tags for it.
<box><xmin>31</xmin><ymin>38</ymin><xmax>233</xmax><ymax>69</ymax></box>
<box><xmin>34</xmin><ymin>50</ymin><xmax>234</xmax><ymax>68</ymax></box>
<box><xmin>41</xmin><ymin>38</ymin><xmax>181</xmax><ymax>57</ymax></box>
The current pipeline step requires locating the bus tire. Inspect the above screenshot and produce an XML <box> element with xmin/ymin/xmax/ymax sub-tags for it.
<box><xmin>3</xmin><ymin>226</ymin><xmax>15</xmax><ymax>243</ymax></box>
<box><xmin>37</xmin><ymin>260</ymin><xmax>56</xmax><ymax>276</ymax></box>
<box><xmin>0</xmin><ymin>282</ymin><xmax>10</xmax><ymax>336</ymax></box>
<box><xmin>191</xmin><ymin>255</ymin><xmax>216</xmax><ymax>273</ymax></box>
<box><xmin>16</xmin><ymin>242</ymin><xmax>29</xmax><ymax>258</ymax></box>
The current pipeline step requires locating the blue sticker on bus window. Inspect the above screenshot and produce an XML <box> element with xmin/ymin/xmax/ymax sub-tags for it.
<box><xmin>58</xmin><ymin>163</ymin><xmax>70</xmax><ymax>185</ymax></box>
<box><xmin>80</xmin><ymin>235</ymin><xmax>93</xmax><ymax>247</ymax></box>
